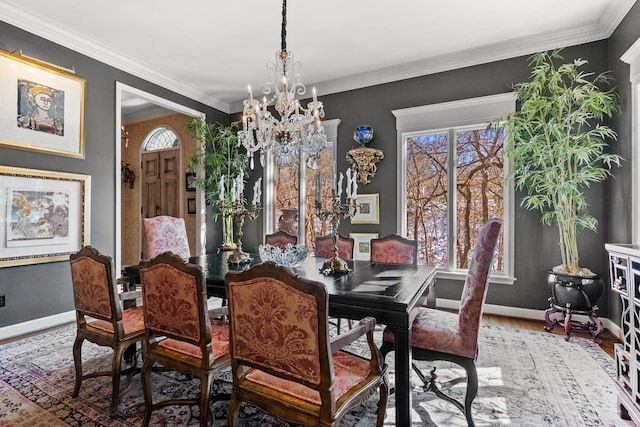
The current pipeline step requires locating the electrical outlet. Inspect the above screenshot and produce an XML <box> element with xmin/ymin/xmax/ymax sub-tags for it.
<box><xmin>0</xmin><ymin>295</ymin><xmax>5</xmax><ymax>307</ymax></box>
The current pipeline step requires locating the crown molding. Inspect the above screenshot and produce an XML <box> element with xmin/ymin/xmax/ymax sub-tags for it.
<box><xmin>0</xmin><ymin>3</ymin><xmax>230</xmax><ymax>113</ymax></box>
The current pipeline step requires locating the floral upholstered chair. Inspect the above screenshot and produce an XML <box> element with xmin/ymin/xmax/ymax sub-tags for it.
<box><xmin>69</xmin><ymin>245</ymin><xmax>145</xmax><ymax>416</ymax></box>
<box><xmin>370</xmin><ymin>233</ymin><xmax>417</xmax><ymax>265</ymax></box>
<box><xmin>380</xmin><ymin>218</ymin><xmax>501</xmax><ymax>427</ymax></box>
<box><xmin>139</xmin><ymin>251</ymin><xmax>230</xmax><ymax>427</ymax></box>
<box><xmin>142</xmin><ymin>215</ymin><xmax>191</xmax><ymax>260</ymax></box>
<box><xmin>264</xmin><ymin>230</ymin><xmax>297</xmax><ymax>247</ymax></box>
<box><xmin>315</xmin><ymin>234</ymin><xmax>355</xmax><ymax>260</ymax></box>
<box><xmin>224</xmin><ymin>261</ymin><xmax>389</xmax><ymax>427</ymax></box>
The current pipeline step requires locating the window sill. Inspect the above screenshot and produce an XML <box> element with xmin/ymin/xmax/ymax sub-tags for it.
<box><xmin>435</xmin><ymin>269</ymin><xmax>516</xmax><ymax>285</ymax></box>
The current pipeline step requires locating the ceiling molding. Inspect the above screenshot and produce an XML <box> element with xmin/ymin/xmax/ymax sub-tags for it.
<box><xmin>1</xmin><ymin>0</ymin><xmax>635</xmax><ymax>115</ymax></box>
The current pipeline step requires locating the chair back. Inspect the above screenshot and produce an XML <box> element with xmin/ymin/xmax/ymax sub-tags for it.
<box><xmin>457</xmin><ymin>218</ymin><xmax>501</xmax><ymax>356</ymax></box>
<box><xmin>142</xmin><ymin>216</ymin><xmax>190</xmax><ymax>260</ymax></box>
<box><xmin>225</xmin><ymin>262</ymin><xmax>330</xmax><ymax>393</ymax></box>
<box><xmin>370</xmin><ymin>233</ymin><xmax>417</xmax><ymax>264</ymax></box>
<box><xmin>70</xmin><ymin>246</ymin><xmax>124</xmax><ymax>337</ymax></box>
<box><xmin>315</xmin><ymin>234</ymin><xmax>355</xmax><ymax>260</ymax></box>
<box><xmin>264</xmin><ymin>230</ymin><xmax>297</xmax><ymax>247</ymax></box>
<box><xmin>139</xmin><ymin>251</ymin><xmax>215</xmax><ymax>365</ymax></box>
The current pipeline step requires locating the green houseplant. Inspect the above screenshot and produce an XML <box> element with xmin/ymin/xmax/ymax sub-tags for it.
<box><xmin>503</xmin><ymin>49</ymin><xmax>622</xmax><ymax>311</ymax></box>
<box><xmin>187</xmin><ymin>119</ymin><xmax>248</xmax><ymax>250</ymax></box>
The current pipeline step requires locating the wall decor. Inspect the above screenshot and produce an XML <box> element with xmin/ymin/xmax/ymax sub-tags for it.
<box><xmin>185</xmin><ymin>172</ymin><xmax>197</xmax><ymax>191</ymax></box>
<box><xmin>350</xmin><ymin>233</ymin><xmax>379</xmax><ymax>261</ymax></box>
<box><xmin>187</xmin><ymin>198</ymin><xmax>196</xmax><ymax>214</ymax></box>
<box><xmin>0</xmin><ymin>50</ymin><xmax>85</xmax><ymax>158</ymax></box>
<box><xmin>351</xmin><ymin>193</ymin><xmax>379</xmax><ymax>224</ymax></box>
<box><xmin>0</xmin><ymin>165</ymin><xmax>91</xmax><ymax>267</ymax></box>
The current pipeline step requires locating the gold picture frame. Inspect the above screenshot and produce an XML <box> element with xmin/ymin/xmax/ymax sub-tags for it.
<box><xmin>351</xmin><ymin>193</ymin><xmax>379</xmax><ymax>224</ymax></box>
<box><xmin>0</xmin><ymin>165</ymin><xmax>91</xmax><ymax>267</ymax></box>
<box><xmin>0</xmin><ymin>50</ymin><xmax>85</xmax><ymax>158</ymax></box>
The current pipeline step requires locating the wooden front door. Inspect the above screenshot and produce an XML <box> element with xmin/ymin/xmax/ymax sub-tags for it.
<box><xmin>142</xmin><ymin>148</ymin><xmax>180</xmax><ymax>218</ymax></box>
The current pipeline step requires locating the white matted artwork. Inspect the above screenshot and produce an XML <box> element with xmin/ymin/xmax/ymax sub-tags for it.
<box><xmin>351</xmin><ymin>193</ymin><xmax>379</xmax><ymax>224</ymax></box>
<box><xmin>0</xmin><ymin>165</ymin><xmax>91</xmax><ymax>267</ymax></box>
<box><xmin>350</xmin><ymin>233</ymin><xmax>378</xmax><ymax>261</ymax></box>
<box><xmin>0</xmin><ymin>50</ymin><xmax>85</xmax><ymax>158</ymax></box>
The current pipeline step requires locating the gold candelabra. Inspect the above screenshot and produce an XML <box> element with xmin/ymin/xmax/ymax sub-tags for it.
<box><xmin>315</xmin><ymin>192</ymin><xmax>357</xmax><ymax>274</ymax></box>
<box><xmin>218</xmin><ymin>196</ymin><xmax>261</xmax><ymax>264</ymax></box>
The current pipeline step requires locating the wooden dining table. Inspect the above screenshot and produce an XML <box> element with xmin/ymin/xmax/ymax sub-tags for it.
<box><xmin>189</xmin><ymin>251</ymin><xmax>436</xmax><ymax>426</ymax></box>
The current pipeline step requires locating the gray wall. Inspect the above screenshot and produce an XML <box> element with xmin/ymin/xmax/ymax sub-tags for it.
<box><xmin>3</xmin><ymin>1</ymin><xmax>640</xmax><ymax>329</ymax></box>
<box><xmin>0</xmin><ymin>21</ymin><xmax>227</xmax><ymax>328</ymax></box>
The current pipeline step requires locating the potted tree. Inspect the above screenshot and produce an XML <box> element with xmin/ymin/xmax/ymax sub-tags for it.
<box><xmin>187</xmin><ymin>119</ymin><xmax>248</xmax><ymax>250</ymax></box>
<box><xmin>503</xmin><ymin>49</ymin><xmax>622</xmax><ymax>313</ymax></box>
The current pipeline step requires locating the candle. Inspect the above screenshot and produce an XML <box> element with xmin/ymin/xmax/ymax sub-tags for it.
<box><xmin>337</xmin><ymin>172</ymin><xmax>344</xmax><ymax>198</ymax></box>
<box><xmin>219</xmin><ymin>175</ymin><xmax>225</xmax><ymax>201</ymax></box>
<box><xmin>257</xmin><ymin>177</ymin><xmax>262</xmax><ymax>202</ymax></box>
<box><xmin>351</xmin><ymin>169</ymin><xmax>358</xmax><ymax>199</ymax></box>
<box><xmin>332</xmin><ymin>161</ymin><xmax>336</xmax><ymax>194</ymax></box>
<box><xmin>312</xmin><ymin>86</ymin><xmax>317</xmax><ymax>103</ymax></box>
<box><xmin>248</xmin><ymin>85</ymin><xmax>253</xmax><ymax>100</ymax></box>
<box><xmin>346</xmin><ymin>168</ymin><xmax>352</xmax><ymax>199</ymax></box>
<box><xmin>231</xmin><ymin>179</ymin><xmax>237</xmax><ymax>202</ymax></box>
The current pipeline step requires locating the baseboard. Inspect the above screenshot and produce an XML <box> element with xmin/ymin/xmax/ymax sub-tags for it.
<box><xmin>437</xmin><ymin>298</ymin><xmax>624</xmax><ymax>341</ymax></box>
<box><xmin>0</xmin><ymin>310</ymin><xmax>75</xmax><ymax>341</ymax></box>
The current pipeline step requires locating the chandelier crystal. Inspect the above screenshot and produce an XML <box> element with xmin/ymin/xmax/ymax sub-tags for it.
<box><xmin>237</xmin><ymin>0</ymin><xmax>328</xmax><ymax>169</ymax></box>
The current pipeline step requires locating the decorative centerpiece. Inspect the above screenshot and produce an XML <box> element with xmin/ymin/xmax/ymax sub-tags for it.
<box><xmin>217</xmin><ymin>171</ymin><xmax>262</xmax><ymax>264</ymax></box>
<box><xmin>346</xmin><ymin>126</ymin><xmax>384</xmax><ymax>185</ymax></box>
<box><xmin>314</xmin><ymin>167</ymin><xmax>358</xmax><ymax>274</ymax></box>
<box><xmin>258</xmin><ymin>243</ymin><xmax>308</xmax><ymax>267</ymax></box>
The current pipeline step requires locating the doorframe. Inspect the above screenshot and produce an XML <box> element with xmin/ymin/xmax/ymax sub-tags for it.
<box><xmin>115</xmin><ymin>82</ymin><xmax>205</xmax><ymax>275</ymax></box>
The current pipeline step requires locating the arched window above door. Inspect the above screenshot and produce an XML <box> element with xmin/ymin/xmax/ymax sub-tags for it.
<box><xmin>143</xmin><ymin>127</ymin><xmax>179</xmax><ymax>151</ymax></box>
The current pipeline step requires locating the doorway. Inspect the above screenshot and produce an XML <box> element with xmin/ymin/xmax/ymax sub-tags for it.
<box><xmin>115</xmin><ymin>82</ymin><xmax>205</xmax><ymax>274</ymax></box>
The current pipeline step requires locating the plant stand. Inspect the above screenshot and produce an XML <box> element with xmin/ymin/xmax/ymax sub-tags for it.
<box><xmin>543</xmin><ymin>297</ymin><xmax>603</xmax><ymax>343</ymax></box>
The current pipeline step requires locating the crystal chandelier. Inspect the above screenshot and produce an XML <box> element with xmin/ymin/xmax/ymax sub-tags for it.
<box><xmin>237</xmin><ymin>0</ymin><xmax>328</xmax><ymax>169</ymax></box>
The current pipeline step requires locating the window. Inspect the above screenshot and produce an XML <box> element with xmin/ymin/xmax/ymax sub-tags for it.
<box><xmin>265</xmin><ymin>119</ymin><xmax>340</xmax><ymax>252</ymax></box>
<box><xmin>142</xmin><ymin>127</ymin><xmax>178</xmax><ymax>151</ymax></box>
<box><xmin>394</xmin><ymin>94</ymin><xmax>515</xmax><ymax>282</ymax></box>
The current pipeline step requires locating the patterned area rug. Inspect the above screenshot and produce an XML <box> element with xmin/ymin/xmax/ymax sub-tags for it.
<box><xmin>0</xmin><ymin>321</ymin><xmax>633</xmax><ymax>426</ymax></box>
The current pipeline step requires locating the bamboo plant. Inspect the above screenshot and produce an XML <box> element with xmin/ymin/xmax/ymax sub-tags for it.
<box><xmin>503</xmin><ymin>49</ymin><xmax>622</xmax><ymax>276</ymax></box>
<box><xmin>187</xmin><ymin>119</ymin><xmax>248</xmax><ymax>249</ymax></box>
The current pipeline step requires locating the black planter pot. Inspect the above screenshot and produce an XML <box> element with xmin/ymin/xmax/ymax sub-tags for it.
<box><xmin>547</xmin><ymin>270</ymin><xmax>604</xmax><ymax>311</ymax></box>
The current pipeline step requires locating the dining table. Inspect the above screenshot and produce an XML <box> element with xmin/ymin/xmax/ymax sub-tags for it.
<box><xmin>189</xmin><ymin>251</ymin><xmax>436</xmax><ymax>426</ymax></box>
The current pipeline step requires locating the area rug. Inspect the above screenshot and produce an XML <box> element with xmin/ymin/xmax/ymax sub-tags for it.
<box><xmin>0</xmin><ymin>321</ymin><xmax>633</xmax><ymax>426</ymax></box>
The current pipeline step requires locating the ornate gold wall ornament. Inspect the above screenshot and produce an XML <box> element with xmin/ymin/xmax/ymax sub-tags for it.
<box><xmin>346</xmin><ymin>146</ymin><xmax>384</xmax><ymax>185</ymax></box>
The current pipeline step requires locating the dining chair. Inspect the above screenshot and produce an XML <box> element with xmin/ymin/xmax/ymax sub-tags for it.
<box><xmin>69</xmin><ymin>245</ymin><xmax>146</xmax><ymax>416</ymax></box>
<box><xmin>224</xmin><ymin>261</ymin><xmax>389</xmax><ymax>427</ymax></box>
<box><xmin>138</xmin><ymin>251</ymin><xmax>231</xmax><ymax>427</ymax></box>
<box><xmin>264</xmin><ymin>230</ymin><xmax>297</xmax><ymax>247</ymax></box>
<box><xmin>315</xmin><ymin>234</ymin><xmax>355</xmax><ymax>260</ymax></box>
<box><xmin>370</xmin><ymin>233</ymin><xmax>418</xmax><ymax>265</ymax></box>
<box><xmin>142</xmin><ymin>215</ymin><xmax>191</xmax><ymax>260</ymax></box>
<box><xmin>380</xmin><ymin>218</ymin><xmax>501</xmax><ymax>427</ymax></box>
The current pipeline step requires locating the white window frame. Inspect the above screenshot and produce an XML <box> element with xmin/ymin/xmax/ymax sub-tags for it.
<box><xmin>622</xmin><ymin>38</ymin><xmax>640</xmax><ymax>244</ymax></box>
<box><xmin>263</xmin><ymin>119</ymin><xmax>341</xmax><ymax>243</ymax></box>
<box><xmin>393</xmin><ymin>93</ymin><xmax>516</xmax><ymax>284</ymax></box>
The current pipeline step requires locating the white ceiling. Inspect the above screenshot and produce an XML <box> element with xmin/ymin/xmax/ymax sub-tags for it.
<box><xmin>0</xmin><ymin>0</ymin><xmax>635</xmax><ymax>114</ymax></box>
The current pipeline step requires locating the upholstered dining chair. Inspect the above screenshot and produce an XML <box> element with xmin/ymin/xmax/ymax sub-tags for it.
<box><xmin>138</xmin><ymin>251</ymin><xmax>231</xmax><ymax>427</ymax></box>
<box><xmin>315</xmin><ymin>234</ymin><xmax>355</xmax><ymax>260</ymax></box>
<box><xmin>380</xmin><ymin>218</ymin><xmax>501</xmax><ymax>427</ymax></box>
<box><xmin>264</xmin><ymin>230</ymin><xmax>297</xmax><ymax>247</ymax></box>
<box><xmin>142</xmin><ymin>215</ymin><xmax>191</xmax><ymax>260</ymax></box>
<box><xmin>370</xmin><ymin>233</ymin><xmax>418</xmax><ymax>265</ymax></box>
<box><xmin>224</xmin><ymin>261</ymin><xmax>389</xmax><ymax>427</ymax></box>
<box><xmin>69</xmin><ymin>245</ymin><xmax>146</xmax><ymax>416</ymax></box>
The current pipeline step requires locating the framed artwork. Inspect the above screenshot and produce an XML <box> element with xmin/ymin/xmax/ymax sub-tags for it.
<box><xmin>185</xmin><ymin>172</ymin><xmax>196</xmax><ymax>192</ymax></box>
<box><xmin>350</xmin><ymin>233</ymin><xmax>379</xmax><ymax>261</ymax></box>
<box><xmin>0</xmin><ymin>165</ymin><xmax>91</xmax><ymax>267</ymax></box>
<box><xmin>0</xmin><ymin>50</ymin><xmax>85</xmax><ymax>158</ymax></box>
<box><xmin>351</xmin><ymin>193</ymin><xmax>379</xmax><ymax>224</ymax></box>
<box><xmin>187</xmin><ymin>198</ymin><xmax>196</xmax><ymax>214</ymax></box>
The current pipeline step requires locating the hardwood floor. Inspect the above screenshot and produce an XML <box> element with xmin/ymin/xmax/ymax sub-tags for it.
<box><xmin>482</xmin><ymin>313</ymin><xmax>620</xmax><ymax>358</ymax></box>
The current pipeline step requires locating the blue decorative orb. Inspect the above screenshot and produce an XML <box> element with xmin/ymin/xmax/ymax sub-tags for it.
<box><xmin>353</xmin><ymin>125</ymin><xmax>373</xmax><ymax>146</ymax></box>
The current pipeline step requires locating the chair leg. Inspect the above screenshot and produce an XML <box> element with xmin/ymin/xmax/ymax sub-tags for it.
<box><xmin>141</xmin><ymin>357</ymin><xmax>154</xmax><ymax>427</ymax></box>
<box><xmin>376</xmin><ymin>374</ymin><xmax>390</xmax><ymax>427</ymax></box>
<box><xmin>72</xmin><ymin>336</ymin><xmax>84</xmax><ymax>397</ymax></box>
<box><xmin>227</xmin><ymin>394</ymin><xmax>241</xmax><ymax>427</ymax></box>
<box><xmin>199</xmin><ymin>374</ymin><xmax>213</xmax><ymax>427</ymax></box>
<box><xmin>110</xmin><ymin>345</ymin><xmax>126</xmax><ymax>416</ymax></box>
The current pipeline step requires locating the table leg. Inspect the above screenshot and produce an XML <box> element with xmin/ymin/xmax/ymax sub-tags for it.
<box><xmin>394</xmin><ymin>326</ymin><xmax>412</xmax><ymax>426</ymax></box>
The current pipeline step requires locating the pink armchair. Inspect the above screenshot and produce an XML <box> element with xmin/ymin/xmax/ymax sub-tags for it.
<box><xmin>315</xmin><ymin>234</ymin><xmax>355</xmax><ymax>260</ymax></box>
<box><xmin>370</xmin><ymin>233</ymin><xmax>417</xmax><ymax>265</ymax></box>
<box><xmin>142</xmin><ymin>215</ymin><xmax>190</xmax><ymax>260</ymax></box>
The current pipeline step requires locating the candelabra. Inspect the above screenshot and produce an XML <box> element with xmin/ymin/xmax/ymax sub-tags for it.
<box><xmin>315</xmin><ymin>168</ymin><xmax>358</xmax><ymax>274</ymax></box>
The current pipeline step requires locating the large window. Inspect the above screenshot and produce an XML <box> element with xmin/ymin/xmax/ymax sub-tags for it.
<box><xmin>394</xmin><ymin>94</ymin><xmax>515</xmax><ymax>282</ymax></box>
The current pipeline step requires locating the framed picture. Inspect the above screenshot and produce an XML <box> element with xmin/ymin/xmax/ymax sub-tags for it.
<box><xmin>351</xmin><ymin>193</ymin><xmax>379</xmax><ymax>224</ymax></box>
<box><xmin>0</xmin><ymin>165</ymin><xmax>91</xmax><ymax>268</ymax></box>
<box><xmin>185</xmin><ymin>172</ymin><xmax>196</xmax><ymax>192</ymax></box>
<box><xmin>350</xmin><ymin>233</ymin><xmax>379</xmax><ymax>261</ymax></box>
<box><xmin>0</xmin><ymin>50</ymin><xmax>85</xmax><ymax>158</ymax></box>
<box><xmin>187</xmin><ymin>198</ymin><xmax>196</xmax><ymax>214</ymax></box>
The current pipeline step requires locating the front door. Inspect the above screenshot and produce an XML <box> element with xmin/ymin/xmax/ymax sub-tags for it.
<box><xmin>142</xmin><ymin>148</ymin><xmax>180</xmax><ymax>218</ymax></box>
